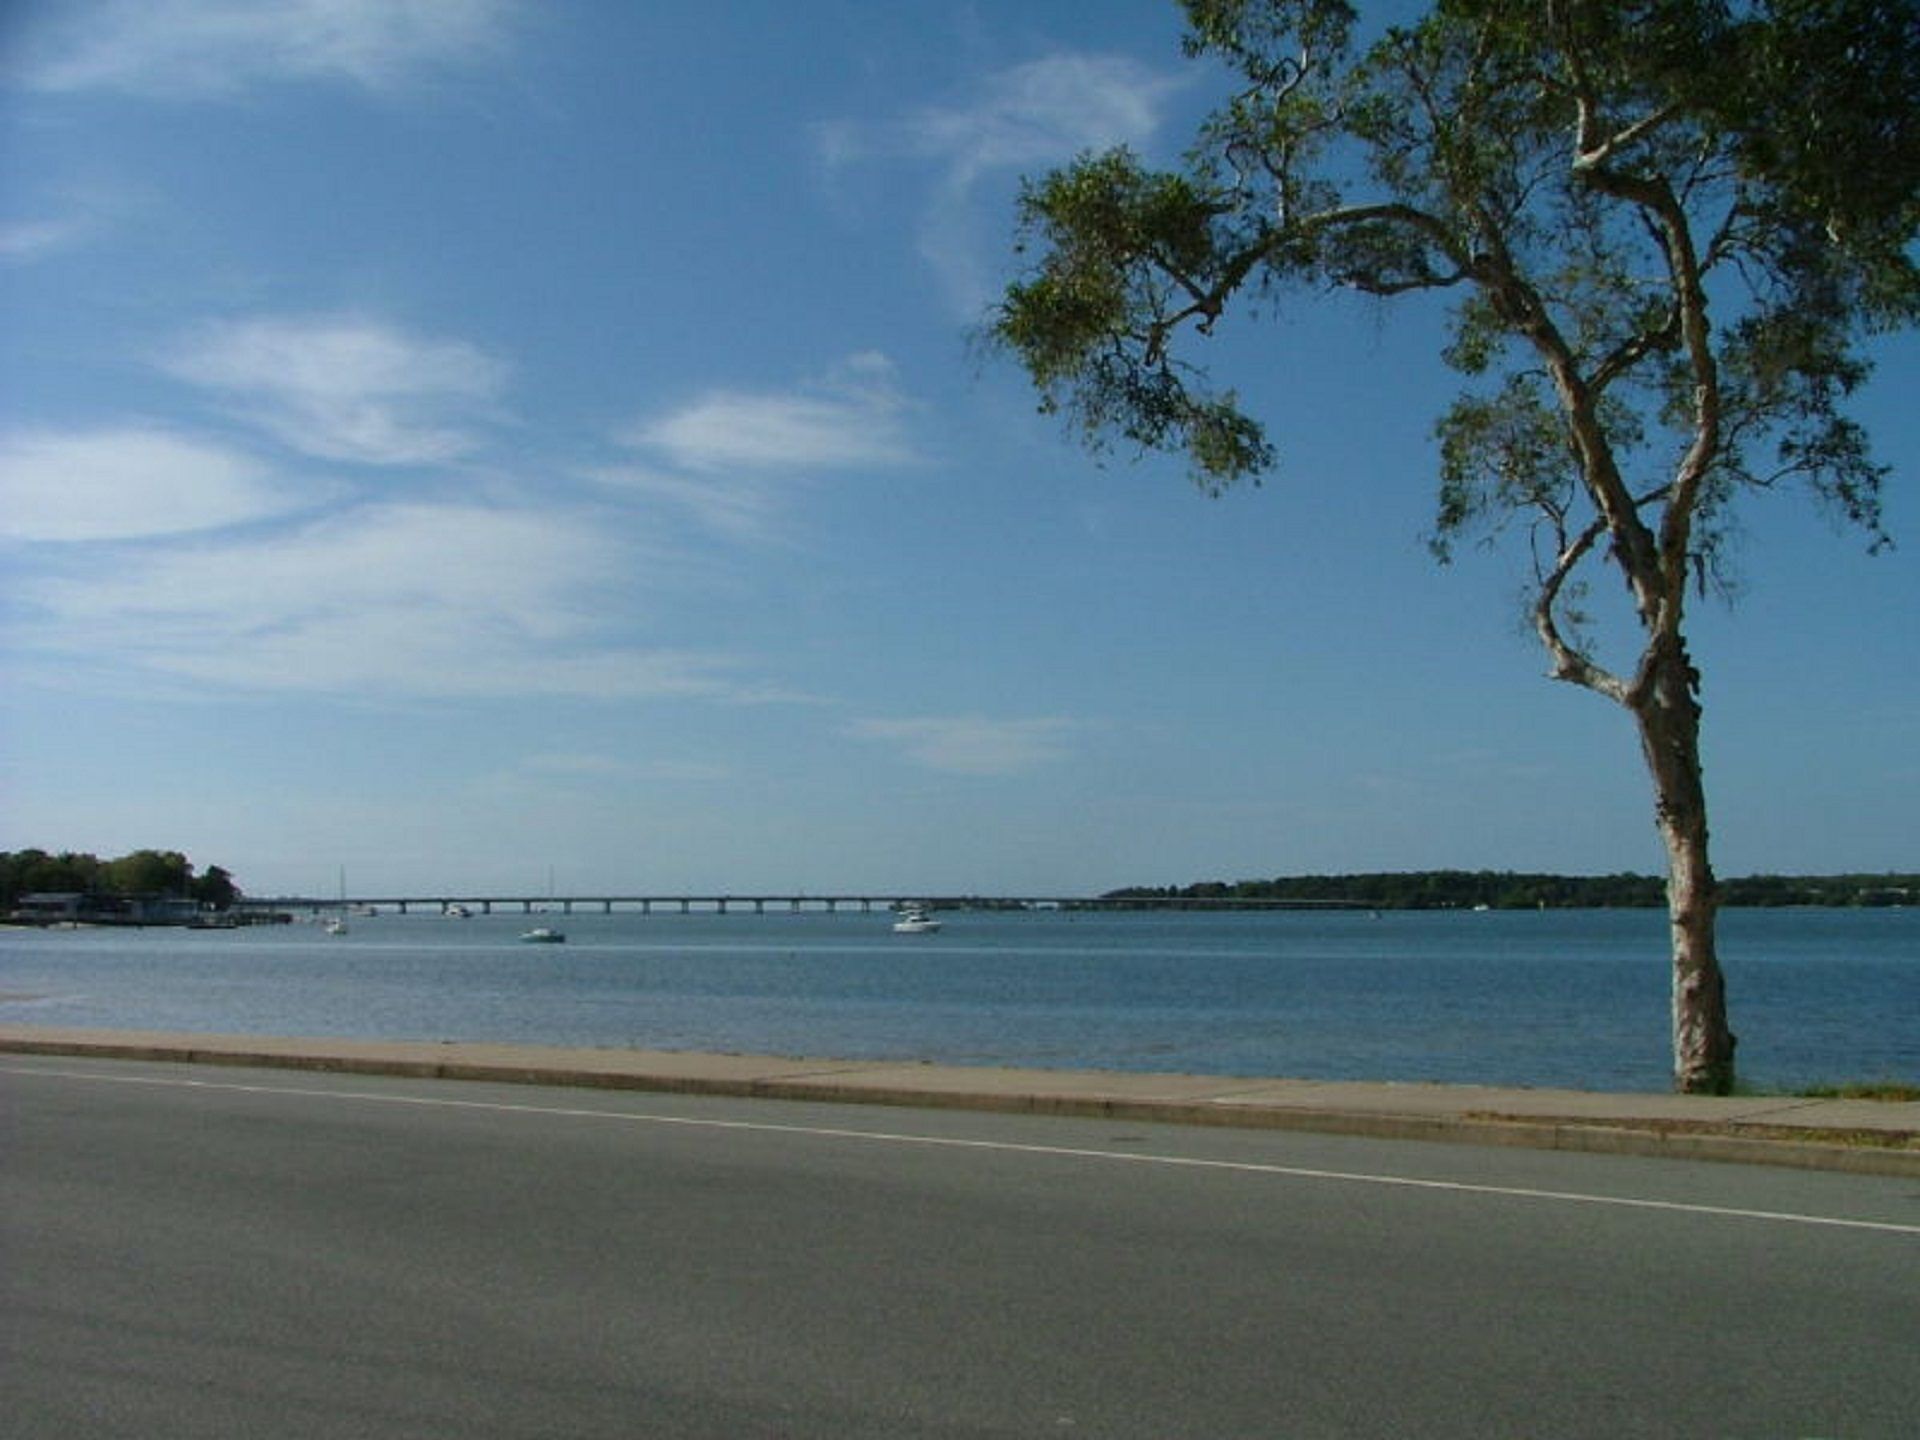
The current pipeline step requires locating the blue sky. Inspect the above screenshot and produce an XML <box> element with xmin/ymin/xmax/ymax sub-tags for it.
<box><xmin>2</xmin><ymin>0</ymin><xmax>1913</xmax><ymax>899</ymax></box>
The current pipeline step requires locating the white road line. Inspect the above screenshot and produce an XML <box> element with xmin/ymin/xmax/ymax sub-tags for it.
<box><xmin>9</xmin><ymin>1061</ymin><xmax>1919</xmax><ymax>1237</ymax></box>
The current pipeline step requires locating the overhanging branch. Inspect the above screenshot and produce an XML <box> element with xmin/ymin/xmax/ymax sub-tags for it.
<box><xmin>1533</xmin><ymin>514</ymin><xmax>1630</xmax><ymax>704</ymax></box>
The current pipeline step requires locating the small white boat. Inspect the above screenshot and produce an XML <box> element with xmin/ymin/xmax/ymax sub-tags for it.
<box><xmin>519</xmin><ymin>926</ymin><xmax>566</xmax><ymax>944</ymax></box>
<box><xmin>323</xmin><ymin>916</ymin><xmax>349</xmax><ymax>936</ymax></box>
<box><xmin>444</xmin><ymin>904</ymin><xmax>473</xmax><ymax>919</ymax></box>
<box><xmin>892</xmin><ymin>907</ymin><xmax>941</xmax><ymax>935</ymax></box>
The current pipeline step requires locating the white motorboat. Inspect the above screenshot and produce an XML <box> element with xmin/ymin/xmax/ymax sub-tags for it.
<box><xmin>891</xmin><ymin>906</ymin><xmax>941</xmax><ymax>935</ymax></box>
<box><xmin>519</xmin><ymin>926</ymin><xmax>566</xmax><ymax>944</ymax></box>
<box><xmin>323</xmin><ymin>915</ymin><xmax>349</xmax><ymax>936</ymax></box>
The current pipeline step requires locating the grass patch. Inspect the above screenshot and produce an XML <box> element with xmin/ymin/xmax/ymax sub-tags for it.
<box><xmin>1795</xmin><ymin>1081</ymin><xmax>1920</xmax><ymax>1102</ymax></box>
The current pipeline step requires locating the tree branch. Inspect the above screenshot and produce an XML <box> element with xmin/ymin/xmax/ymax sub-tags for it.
<box><xmin>1548</xmin><ymin>7</ymin><xmax>1719</xmax><ymax>642</ymax></box>
<box><xmin>1574</xmin><ymin>102</ymin><xmax>1685</xmax><ymax>172</ymax></box>
<box><xmin>1580</xmin><ymin>163</ymin><xmax>1720</xmax><ymax>637</ymax></box>
<box><xmin>1534</xmin><ymin>513</ymin><xmax>1630</xmax><ymax>703</ymax></box>
<box><xmin>1591</xmin><ymin>303</ymin><xmax>1682</xmax><ymax>395</ymax></box>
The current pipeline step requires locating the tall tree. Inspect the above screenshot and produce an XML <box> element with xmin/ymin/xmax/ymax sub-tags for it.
<box><xmin>192</xmin><ymin>865</ymin><xmax>241</xmax><ymax>911</ymax></box>
<box><xmin>992</xmin><ymin>0</ymin><xmax>1918</xmax><ymax>1091</ymax></box>
<box><xmin>104</xmin><ymin>849</ymin><xmax>193</xmax><ymax>898</ymax></box>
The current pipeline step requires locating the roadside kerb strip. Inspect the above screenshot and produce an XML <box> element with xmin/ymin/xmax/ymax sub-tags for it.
<box><xmin>1</xmin><ymin>1026</ymin><xmax>1914</xmax><ymax>1177</ymax></box>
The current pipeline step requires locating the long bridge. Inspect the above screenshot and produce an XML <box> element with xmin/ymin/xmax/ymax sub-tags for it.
<box><xmin>258</xmin><ymin>893</ymin><xmax>1360</xmax><ymax>917</ymax></box>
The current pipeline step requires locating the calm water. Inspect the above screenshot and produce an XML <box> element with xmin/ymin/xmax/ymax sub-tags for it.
<box><xmin>1</xmin><ymin>907</ymin><xmax>1913</xmax><ymax>1092</ymax></box>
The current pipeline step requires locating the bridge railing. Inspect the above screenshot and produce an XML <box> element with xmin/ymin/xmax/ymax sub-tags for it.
<box><xmin>258</xmin><ymin>894</ymin><xmax>1360</xmax><ymax>916</ymax></box>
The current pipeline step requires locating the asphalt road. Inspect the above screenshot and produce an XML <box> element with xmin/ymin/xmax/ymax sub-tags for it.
<box><xmin>4</xmin><ymin>1056</ymin><xmax>1917</xmax><ymax>1438</ymax></box>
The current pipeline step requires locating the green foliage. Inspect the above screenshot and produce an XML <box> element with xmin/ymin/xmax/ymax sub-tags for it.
<box><xmin>193</xmin><ymin>865</ymin><xmax>239</xmax><ymax>909</ymax></box>
<box><xmin>1794</xmin><ymin>1082</ymin><xmax>1920</xmax><ymax>1102</ymax></box>
<box><xmin>1704</xmin><ymin>0</ymin><xmax>1920</xmax><ymax>301</ymax></box>
<box><xmin>103</xmin><ymin>849</ymin><xmax>191</xmax><ymax>898</ymax></box>
<box><xmin>990</xmin><ymin>0</ymin><xmax>1916</xmax><ymax>673</ymax></box>
<box><xmin>0</xmin><ymin>849</ymin><xmax>105</xmax><ymax>900</ymax></box>
<box><xmin>999</xmin><ymin>149</ymin><xmax>1277</xmax><ymax>488</ymax></box>
<box><xmin>1</xmin><ymin>849</ymin><xmax>244</xmax><ymax>911</ymax></box>
<box><xmin>1103</xmin><ymin>870</ymin><xmax>1919</xmax><ymax>909</ymax></box>
<box><xmin>1432</xmin><ymin>375</ymin><xmax>1573</xmax><ymax>558</ymax></box>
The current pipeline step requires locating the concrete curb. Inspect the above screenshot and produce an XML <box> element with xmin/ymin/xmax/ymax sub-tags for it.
<box><xmin>3</xmin><ymin>1028</ymin><xmax>1916</xmax><ymax>1177</ymax></box>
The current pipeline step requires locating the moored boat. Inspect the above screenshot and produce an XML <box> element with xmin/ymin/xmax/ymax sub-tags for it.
<box><xmin>891</xmin><ymin>906</ymin><xmax>941</xmax><ymax>935</ymax></box>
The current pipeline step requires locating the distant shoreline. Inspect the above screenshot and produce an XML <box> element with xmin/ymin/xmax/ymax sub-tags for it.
<box><xmin>1105</xmin><ymin>870</ymin><xmax>1917</xmax><ymax>911</ymax></box>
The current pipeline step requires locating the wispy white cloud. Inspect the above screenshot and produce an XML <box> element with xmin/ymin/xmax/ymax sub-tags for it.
<box><xmin>15</xmin><ymin>0</ymin><xmax>517</xmax><ymax>98</ymax></box>
<box><xmin>0</xmin><ymin>217</ymin><xmax>90</xmax><ymax>264</ymax></box>
<box><xmin>2</xmin><ymin>183</ymin><xmax>149</xmax><ymax>266</ymax></box>
<box><xmin>161</xmin><ymin>313</ymin><xmax>507</xmax><ymax>465</ymax></box>
<box><xmin>14</xmin><ymin>500</ymin><xmax>772</xmax><ymax>702</ymax></box>
<box><xmin>0</xmin><ymin>425</ymin><xmax>302</xmax><ymax>541</ymax></box>
<box><xmin>625</xmin><ymin>352</ymin><xmax>917</xmax><ymax>475</ymax></box>
<box><xmin>818</xmin><ymin>54</ymin><xmax>1184</xmax><ymax>312</ymax></box>
<box><xmin>634</xmin><ymin>391</ymin><xmax>908</xmax><ymax>473</ymax></box>
<box><xmin>905</xmin><ymin>55</ymin><xmax>1180</xmax><ymax>180</ymax></box>
<box><xmin>597</xmin><ymin>354</ymin><xmax>922</xmax><ymax>545</ymax></box>
<box><xmin>585</xmin><ymin>462</ymin><xmax>787</xmax><ymax>545</ymax></box>
<box><xmin>848</xmin><ymin>715</ymin><xmax>1081</xmax><ymax>776</ymax></box>
<box><xmin>4</xmin><ymin>311</ymin><xmax>868</xmax><ymax>708</ymax></box>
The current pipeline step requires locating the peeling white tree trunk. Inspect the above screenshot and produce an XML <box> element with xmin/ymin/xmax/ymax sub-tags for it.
<box><xmin>1632</xmin><ymin>640</ymin><xmax>1736</xmax><ymax>1093</ymax></box>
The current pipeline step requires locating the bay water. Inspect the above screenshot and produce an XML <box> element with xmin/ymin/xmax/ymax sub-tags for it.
<box><xmin>2</xmin><ymin>906</ymin><xmax>1912</xmax><ymax>1093</ymax></box>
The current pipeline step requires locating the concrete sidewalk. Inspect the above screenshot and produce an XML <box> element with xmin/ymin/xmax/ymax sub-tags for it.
<box><xmin>2</xmin><ymin>1025</ymin><xmax>1916</xmax><ymax>1176</ymax></box>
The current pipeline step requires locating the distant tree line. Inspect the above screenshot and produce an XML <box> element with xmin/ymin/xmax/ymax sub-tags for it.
<box><xmin>1</xmin><ymin>849</ymin><xmax>241</xmax><ymax>911</ymax></box>
<box><xmin>1103</xmin><ymin>872</ymin><xmax>1917</xmax><ymax>910</ymax></box>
